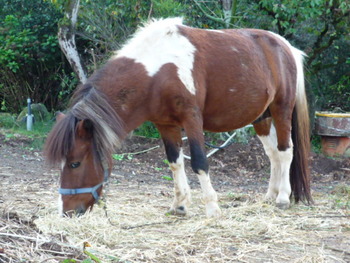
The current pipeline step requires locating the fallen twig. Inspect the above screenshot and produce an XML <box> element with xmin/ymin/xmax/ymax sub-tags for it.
<box><xmin>121</xmin><ymin>218</ymin><xmax>187</xmax><ymax>230</ymax></box>
<box><xmin>119</xmin><ymin>145</ymin><xmax>160</xmax><ymax>156</ymax></box>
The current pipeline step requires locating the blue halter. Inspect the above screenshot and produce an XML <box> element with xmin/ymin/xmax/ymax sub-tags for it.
<box><xmin>59</xmin><ymin>165</ymin><xmax>109</xmax><ymax>203</ymax></box>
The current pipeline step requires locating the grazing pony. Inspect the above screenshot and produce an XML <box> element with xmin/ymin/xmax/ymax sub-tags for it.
<box><xmin>45</xmin><ymin>18</ymin><xmax>312</xmax><ymax>217</ymax></box>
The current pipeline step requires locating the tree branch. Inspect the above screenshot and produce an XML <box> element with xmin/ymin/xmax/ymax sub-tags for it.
<box><xmin>58</xmin><ymin>0</ymin><xmax>87</xmax><ymax>83</ymax></box>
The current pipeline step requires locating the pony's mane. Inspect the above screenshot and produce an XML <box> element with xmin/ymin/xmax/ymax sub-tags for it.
<box><xmin>114</xmin><ymin>17</ymin><xmax>184</xmax><ymax>59</ymax></box>
<box><xmin>45</xmin><ymin>84</ymin><xmax>125</xmax><ymax>166</ymax></box>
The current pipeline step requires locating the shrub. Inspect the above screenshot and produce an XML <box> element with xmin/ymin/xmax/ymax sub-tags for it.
<box><xmin>0</xmin><ymin>0</ymin><xmax>69</xmax><ymax>113</ymax></box>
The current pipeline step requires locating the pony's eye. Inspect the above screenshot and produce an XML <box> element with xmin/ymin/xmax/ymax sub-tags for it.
<box><xmin>70</xmin><ymin>162</ymin><xmax>81</xmax><ymax>169</ymax></box>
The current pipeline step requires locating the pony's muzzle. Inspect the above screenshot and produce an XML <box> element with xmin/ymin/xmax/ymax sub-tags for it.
<box><xmin>63</xmin><ymin>204</ymin><xmax>88</xmax><ymax>217</ymax></box>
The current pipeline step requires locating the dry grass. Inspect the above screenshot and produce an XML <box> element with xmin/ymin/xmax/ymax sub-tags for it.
<box><xmin>0</xmin><ymin>158</ymin><xmax>349</xmax><ymax>263</ymax></box>
<box><xmin>2</xmin><ymin>177</ymin><xmax>348</xmax><ymax>263</ymax></box>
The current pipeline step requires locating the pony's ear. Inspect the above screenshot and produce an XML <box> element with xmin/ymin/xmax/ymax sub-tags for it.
<box><xmin>76</xmin><ymin>119</ymin><xmax>93</xmax><ymax>139</ymax></box>
<box><xmin>56</xmin><ymin>112</ymin><xmax>66</xmax><ymax>122</ymax></box>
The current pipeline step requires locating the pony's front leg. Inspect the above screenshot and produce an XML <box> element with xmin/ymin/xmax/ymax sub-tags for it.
<box><xmin>187</xmin><ymin>137</ymin><xmax>221</xmax><ymax>218</ymax></box>
<box><xmin>168</xmin><ymin>148</ymin><xmax>192</xmax><ymax>215</ymax></box>
<box><xmin>157</xmin><ymin>125</ymin><xmax>191</xmax><ymax>216</ymax></box>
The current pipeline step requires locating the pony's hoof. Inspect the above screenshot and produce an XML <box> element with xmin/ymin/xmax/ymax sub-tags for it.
<box><xmin>167</xmin><ymin>205</ymin><xmax>187</xmax><ymax>216</ymax></box>
<box><xmin>264</xmin><ymin>192</ymin><xmax>277</xmax><ymax>202</ymax></box>
<box><xmin>276</xmin><ymin>202</ymin><xmax>290</xmax><ymax>210</ymax></box>
<box><xmin>206</xmin><ymin>202</ymin><xmax>221</xmax><ymax>218</ymax></box>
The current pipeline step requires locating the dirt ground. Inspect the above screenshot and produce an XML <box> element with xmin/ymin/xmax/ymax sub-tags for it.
<box><xmin>0</xmin><ymin>130</ymin><xmax>349</xmax><ymax>262</ymax></box>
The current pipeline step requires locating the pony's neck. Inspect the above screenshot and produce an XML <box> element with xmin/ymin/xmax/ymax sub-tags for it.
<box><xmin>90</xmin><ymin>57</ymin><xmax>152</xmax><ymax>135</ymax></box>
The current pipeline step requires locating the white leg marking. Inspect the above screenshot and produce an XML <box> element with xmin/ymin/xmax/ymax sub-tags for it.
<box><xmin>168</xmin><ymin>149</ymin><xmax>191</xmax><ymax>215</ymax></box>
<box><xmin>197</xmin><ymin>170</ymin><xmax>221</xmax><ymax>218</ymax></box>
<box><xmin>114</xmin><ymin>18</ymin><xmax>197</xmax><ymax>94</ymax></box>
<box><xmin>258</xmin><ymin>124</ymin><xmax>293</xmax><ymax>208</ymax></box>
<box><xmin>258</xmin><ymin>125</ymin><xmax>280</xmax><ymax>200</ymax></box>
<box><xmin>58</xmin><ymin>194</ymin><xmax>63</xmax><ymax>216</ymax></box>
<box><xmin>276</xmin><ymin>147</ymin><xmax>293</xmax><ymax>209</ymax></box>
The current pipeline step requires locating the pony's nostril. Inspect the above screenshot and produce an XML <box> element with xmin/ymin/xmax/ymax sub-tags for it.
<box><xmin>75</xmin><ymin>205</ymin><xmax>87</xmax><ymax>216</ymax></box>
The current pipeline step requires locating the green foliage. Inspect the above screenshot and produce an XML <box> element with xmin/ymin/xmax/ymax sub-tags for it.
<box><xmin>77</xmin><ymin>0</ymin><xmax>192</xmax><ymax>67</ymax></box>
<box><xmin>0</xmin><ymin>0</ymin><xmax>69</xmax><ymax>113</ymax></box>
<box><xmin>56</xmin><ymin>71</ymin><xmax>79</xmax><ymax>109</ymax></box>
<box><xmin>0</xmin><ymin>113</ymin><xmax>17</xmax><ymax>128</ymax></box>
<box><xmin>322</xmin><ymin>75</ymin><xmax>350</xmax><ymax>111</ymax></box>
<box><xmin>152</xmin><ymin>0</ymin><xmax>186</xmax><ymax>18</ymax></box>
<box><xmin>1</xmin><ymin>0</ymin><xmax>348</xmax><ymax>121</ymax></box>
<box><xmin>134</xmin><ymin>121</ymin><xmax>160</xmax><ymax>138</ymax></box>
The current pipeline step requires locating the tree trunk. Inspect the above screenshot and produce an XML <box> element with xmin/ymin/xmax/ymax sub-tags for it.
<box><xmin>58</xmin><ymin>0</ymin><xmax>87</xmax><ymax>83</ymax></box>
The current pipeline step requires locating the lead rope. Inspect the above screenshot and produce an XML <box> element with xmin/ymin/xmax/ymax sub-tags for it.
<box><xmin>97</xmin><ymin>162</ymin><xmax>119</xmax><ymax>226</ymax></box>
<box><xmin>99</xmin><ymin>179</ymin><xmax>119</xmax><ymax>226</ymax></box>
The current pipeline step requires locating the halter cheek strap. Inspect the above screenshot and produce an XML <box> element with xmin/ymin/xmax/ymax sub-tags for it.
<box><xmin>59</xmin><ymin>165</ymin><xmax>109</xmax><ymax>203</ymax></box>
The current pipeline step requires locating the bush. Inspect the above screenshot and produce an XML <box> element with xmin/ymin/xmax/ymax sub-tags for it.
<box><xmin>0</xmin><ymin>0</ymin><xmax>70</xmax><ymax>113</ymax></box>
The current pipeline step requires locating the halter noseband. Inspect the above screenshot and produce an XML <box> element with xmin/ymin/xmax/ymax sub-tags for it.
<box><xmin>59</xmin><ymin>163</ymin><xmax>109</xmax><ymax>203</ymax></box>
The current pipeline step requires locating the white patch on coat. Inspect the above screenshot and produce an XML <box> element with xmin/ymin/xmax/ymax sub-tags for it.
<box><xmin>114</xmin><ymin>18</ymin><xmax>197</xmax><ymax>94</ymax></box>
<box><xmin>231</xmin><ymin>46</ymin><xmax>239</xmax><ymax>52</ymax></box>
<box><xmin>257</xmin><ymin>123</ymin><xmax>293</xmax><ymax>205</ymax></box>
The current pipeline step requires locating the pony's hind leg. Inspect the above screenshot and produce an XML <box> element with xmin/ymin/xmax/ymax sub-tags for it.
<box><xmin>157</xmin><ymin>125</ymin><xmax>191</xmax><ymax>216</ymax></box>
<box><xmin>254</xmin><ymin>119</ymin><xmax>293</xmax><ymax>209</ymax></box>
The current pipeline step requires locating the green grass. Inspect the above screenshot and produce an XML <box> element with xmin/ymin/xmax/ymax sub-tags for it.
<box><xmin>0</xmin><ymin>113</ymin><xmax>54</xmax><ymax>150</ymax></box>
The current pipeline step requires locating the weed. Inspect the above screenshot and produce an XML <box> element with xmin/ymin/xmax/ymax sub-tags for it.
<box><xmin>112</xmin><ymin>153</ymin><xmax>133</xmax><ymax>161</ymax></box>
<box><xmin>331</xmin><ymin>184</ymin><xmax>350</xmax><ymax>209</ymax></box>
<box><xmin>226</xmin><ymin>192</ymin><xmax>246</xmax><ymax>201</ymax></box>
<box><xmin>161</xmin><ymin>175</ymin><xmax>173</xmax><ymax>181</ymax></box>
<box><xmin>311</xmin><ymin>135</ymin><xmax>322</xmax><ymax>154</ymax></box>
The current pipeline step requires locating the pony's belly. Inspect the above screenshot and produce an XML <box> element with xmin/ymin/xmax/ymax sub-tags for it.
<box><xmin>203</xmin><ymin>115</ymin><xmax>254</xmax><ymax>133</ymax></box>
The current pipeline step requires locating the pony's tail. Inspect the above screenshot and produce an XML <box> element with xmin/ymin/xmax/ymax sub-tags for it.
<box><xmin>290</xmin><ymin>47</ymin><xmax>313</xmax><ymax>204</ymax></box>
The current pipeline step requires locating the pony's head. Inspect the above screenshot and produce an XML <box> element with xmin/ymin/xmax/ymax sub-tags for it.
<box><xmin>44</xmin><ymin>86</ymin><xmax>124</xmax><ymax>217</ymax></box>
<box><xmin>58</xmin><ymin>113</ymin><xmax>108</xmax><ymax>216</ymax></box>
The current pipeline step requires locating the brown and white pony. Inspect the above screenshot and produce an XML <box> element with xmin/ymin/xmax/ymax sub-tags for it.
<box><xmin>45</xmin><ymin>18</ymin><xmax>312</xmax><ymax>217</ymax></box>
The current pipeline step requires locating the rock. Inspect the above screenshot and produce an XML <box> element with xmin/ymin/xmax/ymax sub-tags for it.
<box><xmin>16</xmin><ymin>103</ymin><xmax>51</xmax><ymax>123</ymax></box>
